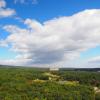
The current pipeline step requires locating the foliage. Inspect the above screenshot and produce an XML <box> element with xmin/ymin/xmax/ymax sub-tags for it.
<box><xmin>0</xmin><ymin>67</ymin><xmax>99</xmax><ymax>100</ymax></box>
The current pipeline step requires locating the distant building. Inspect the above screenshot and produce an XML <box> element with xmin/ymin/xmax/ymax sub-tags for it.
<box><xmin>49</xmin><ymin>67</ymin><xmax>59</xmax><ymax>71</ymax></box>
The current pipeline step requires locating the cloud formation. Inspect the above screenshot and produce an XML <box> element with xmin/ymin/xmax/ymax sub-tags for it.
<box><xmin>0</xmin><ymin>0</ymin><xmax>16</xmax><ymax>18</ymax></box>
<box><xmin>1</xmin><ymin>9</ymin><xmax>100</xmax><ymax>66</ymax></box>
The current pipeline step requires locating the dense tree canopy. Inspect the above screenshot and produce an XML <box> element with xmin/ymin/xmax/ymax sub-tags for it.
<box><xmin>0</xmin><ymin>67</ymin><xmax>99</xmax><ymax>100</ymax></box>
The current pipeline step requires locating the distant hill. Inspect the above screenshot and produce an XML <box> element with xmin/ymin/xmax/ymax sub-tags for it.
<box><xmin>0</xmin><ymin>65</ymin><xmax>49</xmax><ymax>71</ymax></box>
<box><xmin>0</xmin><ymin>65</ymin><xmax>100</xmax><ymax>72</ymax></box>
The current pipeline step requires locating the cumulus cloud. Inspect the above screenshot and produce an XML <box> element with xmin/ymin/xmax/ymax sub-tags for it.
<box><xmin>0</xmin><ymin>0</ymin><xmax>16</xmax><ymax>18</ymax></box>
<box><xmin>1</xmin><ymin>9</ymin><xmax>100</xmax><ymax>66</ymax></box>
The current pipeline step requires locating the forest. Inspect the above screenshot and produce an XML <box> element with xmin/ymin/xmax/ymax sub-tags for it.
<box><xmin>0</xmin><ymin>67</ymin><xmax>99</xmax><ymax>100</ymax></box>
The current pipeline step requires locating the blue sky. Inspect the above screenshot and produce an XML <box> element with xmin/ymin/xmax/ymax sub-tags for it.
<box><xmin>2</xmin><ymin>0</ymin><xmax>100</xmax><ymax>22</ymax></box>
<box><xmin>4</xmin><ymin>0</ymin><xmax>100</xmax><ymax>21</ymax></box>
<box><xmin>0</xmin><ymin>0</ymin><xmax>100</xmax><ymax>67</ymax></box>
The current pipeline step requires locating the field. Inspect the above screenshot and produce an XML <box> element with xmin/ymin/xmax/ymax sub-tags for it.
<box><xmin>0</xmin><ymin>67</ymin><xmax>100</xmax><ymax>100</ymax></box>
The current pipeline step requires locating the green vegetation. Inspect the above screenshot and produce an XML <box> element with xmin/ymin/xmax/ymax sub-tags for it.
<box><xmin>0</xmin><ymin>67</ymin><xmax>99</xmax><ymax>100</ymax></box>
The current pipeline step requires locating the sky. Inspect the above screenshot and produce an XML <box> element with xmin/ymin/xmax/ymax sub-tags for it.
<box><xmin>0</xmin><ymin>0</ymin><xmax>100</xmax><ymax>68</ymax></box>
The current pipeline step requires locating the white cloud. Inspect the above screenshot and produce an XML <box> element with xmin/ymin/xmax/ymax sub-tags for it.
<box><xmin>0</xmin><ymin>40</ymin><xmax>8</xmax><ymax>47</ymax></box>
<box><xmin>1</xmin><ymin>9</ymin><xmax>100</xmax><ymax>67</ymax></box>
<box><xmin>88</xmin><ymin>56</ymin><xmax>100</xmax><ymax>64</ymax></box>
<box><xmin>0</xmin><ymin>0</ymin><xmax>6</xmax><ymax>7</ymax></box>
<box><xmin>14</xmin><ymin>0</ymin><xmax>25</xmax><ymax>4</ymax></box>
<box><xmin>32</xmin><ymin>0</ymin><xmax>38</xmax><ymax>4</ymax></box>
<box><xmin>82</xmin><ymin>56</ymin><xmax>100</xmax><ymax>68</ymax></box>
<box><xmin>0</xmin><ymin>8</ymin><xmax>16</xmax><ymax>18</ymax></box>
<box><xmin>0</xmin><ymin>0</ymin><xmax>16</xmax><ymax>18</ymax></box>
<box><xmin>14</xmin><ymin>0</ymin><xmax>38</xmax><ymax>4</ymax></box>
<box><xmin>0</xmin><ymin>59</ymin><xmax>33</xmax><ymax>66</ymax></box>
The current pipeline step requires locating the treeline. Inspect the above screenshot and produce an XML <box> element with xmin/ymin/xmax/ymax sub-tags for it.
<box><xmin>60</xmin><ymin>68</ymin><xmax>100</xmax><ymax>72</ymax></box>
